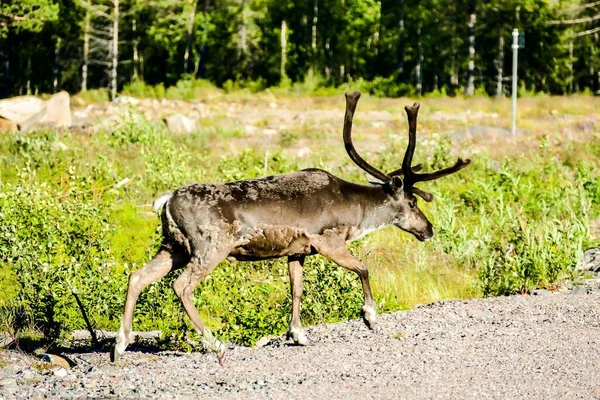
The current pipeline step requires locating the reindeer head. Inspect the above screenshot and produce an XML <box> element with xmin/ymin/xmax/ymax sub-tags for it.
<box><xmin>343</xmin><ymin>91</ymin><xmax>471</xmax><ymax>242</ymax></box>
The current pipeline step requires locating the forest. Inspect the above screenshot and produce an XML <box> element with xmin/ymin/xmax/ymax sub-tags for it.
<box><xmin>1</xmin><ymin>0</ymin><xmax>600</xmax><ymax>99</ymax></box>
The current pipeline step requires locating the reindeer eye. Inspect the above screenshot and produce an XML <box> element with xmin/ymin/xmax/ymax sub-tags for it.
<box><xmin>409</xmin><ymin>198</ymin><xmax>417</xmax><ymax>209</ymax></box>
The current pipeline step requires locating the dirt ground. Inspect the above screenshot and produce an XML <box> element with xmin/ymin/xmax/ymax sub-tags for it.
<box><xmin>1</xmin><ymin>280</ymin><xmax>599</xmax><ymax>400</ymax></box>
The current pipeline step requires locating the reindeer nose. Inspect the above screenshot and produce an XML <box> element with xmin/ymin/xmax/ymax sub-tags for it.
<box><xmin>419</xmin><ymin>226</ymin><xmax>434</xmax><ymax>242</ymax></box>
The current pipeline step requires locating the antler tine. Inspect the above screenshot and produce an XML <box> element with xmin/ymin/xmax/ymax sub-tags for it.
<box><xmin>408</xmin><ymin>158</ymin><xmax>472</xmax><ymax>183</ymax></box>
<box><xmin>388</xmin><ymin>163</ymin><xmax>423</xmax><ymax>176</ymax></box>
<box><xmin>401</xmin><ymin>102</ymin><xmax>420</xmax><ymax>186</ymax></box>
<box><xmin>344</xmin><ymin>91</ymin><xmax>391</xmax><ymax>183</ymax></box>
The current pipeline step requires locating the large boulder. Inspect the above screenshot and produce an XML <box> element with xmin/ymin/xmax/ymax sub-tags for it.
<box><xmin>0</xmin><ymin>95</ymin><xmax>45</xmax><ymax>127</ymax></box>
<box><xmin>0</xmin><ymin>117</ymin><xmax>18</xmax><ymax>133</ymax></box>
<box><xmin>164</xmin><ymin>113</ymin><xmax>197</xmax><ymax>134</ymax></box>
<box><xmin>0</xmin><ymin>91</ymin><xmax>72</xmax><ymax>132</ymax></box>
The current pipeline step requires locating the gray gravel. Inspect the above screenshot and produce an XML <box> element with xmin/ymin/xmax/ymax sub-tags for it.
<box><xmin>1</xmin><ymin>281</ymin><xmax>600</xmax><ymax>400</ymax></box>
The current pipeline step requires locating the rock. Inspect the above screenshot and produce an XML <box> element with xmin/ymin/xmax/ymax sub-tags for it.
<box><xmin>115</xmin><ymin>96</ymin><xmax>139</xmax><ymax>105</ymax></box>
<box><xmin>255</xmin><ymin>337</ymin><xmax>271</xmax><ymax>348</ymax></box>
<box><xmin>262</xmin><ymin>128</ymin><xmax>278</xmax><ymax>136</ymax></box>
<box><xmin>0</xmin><ymin>117</ymin><xmax>18</xmax><ymax>132</ymax></box>
<box><xmin>471</xmin><ymin>310</ymin><xmax>493</xmax><ymax>319</ymax></box>
<box><xmin>578</xmin><ymin>247</ymin><xmax>600</xmax><ymax>273</ymax></box>
<box><xmin>0</xmin><ymin>91</ymin><xmax>72</xmax><ymax>132</ymax></box>
<box><xmin>0</xmin><ymin>95</ymin><xmax>45</xmax><ymax>125</ymax></box>
<box><xmin>570</xmin><ymin>286</ymin><xmax>591</xmax><ymax>295</ymax></box>
<box><xmin>53</xmin><ymin>368</ymin><xmax>68</xmax><ymax>378</ymax></box>
<box><xmin>38</xmin><ymin>354</ymin><xmax>73</xmax><ymax>369</ymax></box>
<box><xmin>52</xmin><ymin>141</ymin><xmax>69</xmax><ymax>151</ymax></box>
<box><xmin>164</xmin><ymin>114</ymin><xmax>197</xmax><ymax>134</ymax></box>
<box><xmin>296</xmin><ymin>147</ymin><xmax>311</xmax><ymax>158</ymax></box>
<box><xmin>39</xmin><ymin>91</ymin><xmax>72</xmax><ymax>128</ymax></box>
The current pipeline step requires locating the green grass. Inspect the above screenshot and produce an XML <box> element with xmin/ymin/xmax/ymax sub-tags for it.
<box><xmin>0</xmin><ymin>94</ymin><xmax>599</xmax><ymax>348</ymax></box>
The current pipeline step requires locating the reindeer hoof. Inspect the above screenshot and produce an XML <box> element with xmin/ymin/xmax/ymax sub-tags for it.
<box><xmin>110</xmin><ymin>346</ymin><xmax>120</xmax><ymax>363</ymax></box>
<box><xmin>361</xmin><ymin>305</ymin><xmax>377</xmax><ymax>330</ymax></box>
<box><xmin>287</xmin><ymin>327</ymin><xmax>309</xmax><ymax>346</ymax></box>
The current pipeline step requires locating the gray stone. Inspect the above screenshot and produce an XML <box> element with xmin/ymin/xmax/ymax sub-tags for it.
<box><xmin>0</xmin><ymin>95</ymin><xmax>45</xmax><ymax>125</ymax></box>
<box><xmin>53</xmin><ymin>368</ymin><xmax>68</xmax><ymax>378</ymax></box>
<box><xmin>579</xmin><ymin>247</ymin><xmax>600</xmax><ymax>273</ymax></box>
<box><xmin>0</xmin><ymin>92</ymin><xmax>72</xmax><ymax>132</ymax></box>
<box><xmin>164</xmin><ymin>114</ymin><xmax>197</xmax><ymax>134</ymax></box>
<box><xmin>471</xmin><ymin>311</ymin><xmax>494</xmax><ymax>319</ymax></box>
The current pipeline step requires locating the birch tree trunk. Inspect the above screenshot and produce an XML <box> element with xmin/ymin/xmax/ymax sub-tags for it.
<box><xmin>589</xmin><ymin>43</ymin><xmax>595</xmax><ymax>91</ymax></box>
<box><xmin>310</xmin><ymin>0</ymin><xmax>318</xmax><ymax>76</ymax></box>
<box><xmin>397</xmin><ymin>0</ymin><xmax>404</xmax><ymax>76</ymax></box>
<box><xmin>465</xmin><ymin>4</ymin><xmax>476</xmax><ymax>96</ymax></box>
<box><xmin>281</xmin><ymin>19</ymin><xmax>288</xmax><ymax>82</ymax></box>
<box><xmin>82</xmin><ymin>12</ymin><xmax>90</xmax><ymax>92</ymax></box>
<box><xmin>110</xmin><ymin>0</ymin><xmax>119</xmax><ymax>101</ymax></box>
<box><xmin>26</xmin><ymin>57</ymin><xmax>32</xmax><ymax>95</ymax></box>
<box><xmin>196</xmin><ymin>0</ymin><xmax>210</xmax><ymax>79</ymax></box>
<box><xmin>183</xmin><ymin>0</ymin><xmax>197</xmax><ymax>74</ymax></box>
<box><xmin>495</xmin><ymin>28</ymin><xmax>504</xmax><ymax>97</ymax></box>
<box><xmin>416</xmin><ymin>26</ymin><xmax>422</xmax><ymax>96</ymax></box>
<box><xmin>53</xmin><ymin>37</ymin><xmax>61</xmax><ymax>93</ymax></box>
<box><xmin>132</xmin><ymin>17</ymin><xmax>139</xmax><ymax>81</ymax></box>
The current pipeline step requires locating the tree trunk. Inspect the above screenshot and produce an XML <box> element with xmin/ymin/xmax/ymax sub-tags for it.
<box><xmin>132</xmin><ymin>17</ymin><xmax>139</xmax><ymax>81</ymax></box>
<box><xmin>53</xmin><ymin>37</ymin><xmax>61</xmax><ymax>93</ymax></box>
<box><xmin>590</xmin><ymin>43</ymin><xmax>595</xmax><ymax>92</ymax></box>
<box><xmin>111</xmin><ymin>0</ymin><xmax>119</xmax><ymax>101</ymax></box>
<box><xmin>568</xmin><ymin>38</ymin><xmax>573</xmax><ymax>94</ymax></box>
<box><xmin>183</xmin><ymin>0</ymin><xmax>197</xmax><ymax>75</ymax></box>
<box><xmin>281</xmin><ymin>19</ymin><xmax>288</xmax><ymax>82</ymax></box>
<box><xmin>240</xmin><ymin>0</ymin><xmax>247</xmax><ymax>56</ymax></box>
<box><xmin>397</xmin><ymin>0</ymin><xmax>404</xmax><ymax>77</ymax></box>
<box><xmin>26</xmin><ymin>57</ymin><xmax>32</xmax><ymax>95</ymax></box>
<box><xmin>325</xmin><ymin>37</ymin><xmax>331</xmax><ymax>80</ymax></box>
<box><xmin>82</xmin><ymin>12</ymin><xmax>90</xmax><ymax>92</ymax></box>
<box><xmin>495</xmin><ymin>28</ymin><xmax>504</xmax><ymax>97</ymax></box>
<box><xmin>310</xmin><ymin>0</ymin><xmax>318</xmax><ymax>76</ymax></box>
<box><xmin>416</xmin><ymin>26</ymin><xmax>422</xmax><ymax>96</ymax></box>
<box><xmin>465</xmin><ymin>4</ymin><xmax>476</xmax><ymax>96</ymax></box>
<box><xmin>196</xmin><ymin>0</ymin><xmax>210</xmax><ymax>79</ymax></box>
<box><xmin>2</xmin><ymin>37</ymin><xmax>10</xmax><ymax>98</ymax></box>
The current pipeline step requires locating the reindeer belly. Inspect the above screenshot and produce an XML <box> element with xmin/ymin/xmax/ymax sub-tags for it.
<box><xmin>229</xmin><ymin>226</ymin><xmax>315</xmax><ymax>261</ymax></box>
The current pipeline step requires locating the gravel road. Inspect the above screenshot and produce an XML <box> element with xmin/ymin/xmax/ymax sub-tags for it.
<box><xmin>1</xmin><ymin>282</ymin><xmax>599</xmax><ymax>400</ymax></box>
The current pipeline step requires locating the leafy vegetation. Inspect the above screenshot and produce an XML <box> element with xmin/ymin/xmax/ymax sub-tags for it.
<box><xmin>3</xmin><ymin>0</ymin><xmax>599</xmax><ymax>98</ymax></box>
<box><xmin>0</xmin><ymin>96</ymin><xmax>599</xmax><ymax>348</ymax></box>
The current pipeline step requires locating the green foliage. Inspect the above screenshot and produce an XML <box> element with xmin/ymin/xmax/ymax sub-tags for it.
<box><xmin>0</xmin><ymin>115</ymin><xmax>598</xmax><ymax>348</ymax></box>
<box><xmin>106</xmin><ymin>112</ymin><xmax>167</xmax><ymax>147</ymax></box>
<box><xmin>0</xmin><ymin>0</ymin><xmax>59</xmax><ymax>37</ymax></box>
<box><xmin>4</xmin><ymin>0</ymin><xmax>598</xmax><ymax>96</ymax></box>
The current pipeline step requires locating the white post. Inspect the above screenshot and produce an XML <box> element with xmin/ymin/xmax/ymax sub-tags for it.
<box><xmin>511</xmin><ymin>29</ymin><xmax>519</xmax><ymax>136</ymax></box>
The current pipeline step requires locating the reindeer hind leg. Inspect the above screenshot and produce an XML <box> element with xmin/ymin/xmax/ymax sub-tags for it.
<box><xmin>112</xmin><ymin>244</ymin><xmax>189</xmax><ymax>362</ymax></box>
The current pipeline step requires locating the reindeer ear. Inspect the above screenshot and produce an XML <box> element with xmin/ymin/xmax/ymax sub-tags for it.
<box><xmin>365</xmin><ymin>173</ymin><xmax>386</xmax><ymax>186</ymax></box>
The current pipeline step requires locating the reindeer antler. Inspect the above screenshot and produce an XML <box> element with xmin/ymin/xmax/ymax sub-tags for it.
<box><xmin>392</xmin><ymin>102</ymin><xmax>471</xmax><ymax>201</ymax></box>
<box><xmin>344</xmin><ymin>91</ymin><xmax>391</xmax><ymax>184</ymax></box>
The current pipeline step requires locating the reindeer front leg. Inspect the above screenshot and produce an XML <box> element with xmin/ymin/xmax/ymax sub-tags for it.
<box><xmin>311</xmin><ymin>234</ymin><xmax>377</xmax><ymax>329</ymax></box>
<box><xmin>287</xmin><ymin>255</ymin><xmax>308</xmax><ymax>345</ymax></box>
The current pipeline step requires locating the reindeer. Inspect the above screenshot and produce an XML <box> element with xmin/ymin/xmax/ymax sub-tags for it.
<box><xmin>111</xmin><ymin>91</ymin><xmax>470</xmax><ymax>362</ymax></box>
